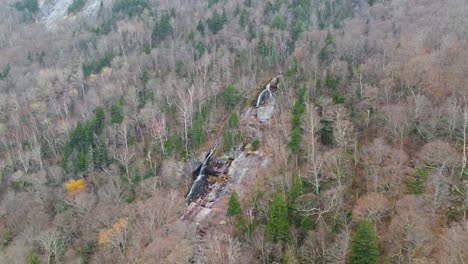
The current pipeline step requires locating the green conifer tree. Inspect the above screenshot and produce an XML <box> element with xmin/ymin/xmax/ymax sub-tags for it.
<box><xmin>222</xmin><ymin>129</ymin><xmax>233</xmax><ymax>152</ymax></box>
<box><xmin>190</xmin><ymin>113</ymin><xmax>204</xmax><ymax>148</ymax></box>
<box><xmin>288</xmin><ymin>88</ymin><xmax>306</xmax><ymax>154</ymax></box>
<box><xmin>239</xmin><ymin>9</ymin><xmax>247</xmax><ymax>28</ymax></box>
<box><xmin>267</xmin><ymin>192</ymin><xmax>290</xmax><ymax>242</ymax></box>
<box><xmin>223</xmin><ymin>84</ymin><xmax>239</xmax><ymax>110</ymax></box>
<box><xmin>196</xmin><ymin>20</ymin><xmax>205</xmax><ymax>35</ymax></box>
<box><xmin>228</xmin><ymin>112</ymin><xmax>239</xmax><ymax>128</ymax></box>
<box><xmin>93</xmin><ymin>106</ymin><xmax>105</xmax><ymax>134</ymax></box>
<box><xmin>110</xmin><ymin>103</ymin><xmax>124</xmax><ymax>124</ymax></box>
<box><xmin>227</xmin><ymin>191</ymin><xmax>242</xmax><ymax>216</ymax></box>
<box><xmin>152</xmin><ymin>13</ymin><xmax>172</xmax><ymax>44</ymax></box>
<box><xmin>349</xmin><ymin>218</ymin><xmax>379</xmax><ymax>264</ymax></box>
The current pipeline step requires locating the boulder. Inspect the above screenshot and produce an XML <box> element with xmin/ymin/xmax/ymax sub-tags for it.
<box><xmin>257</xmin><ymin>101</ymin><xmax>275</xmax><ymax>123</ymax></box>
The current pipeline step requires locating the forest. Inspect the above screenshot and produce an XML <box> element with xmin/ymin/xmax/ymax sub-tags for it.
<box><xmin>0</xmin><ymin>0</ymin><xmax>466</xmax><ymax>263</ymax></box>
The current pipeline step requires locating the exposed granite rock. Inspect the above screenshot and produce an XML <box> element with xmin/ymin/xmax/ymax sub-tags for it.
<box><xmin>256</xmin><ymin>100</ymin><xmax>275</xmax><ymax>123</ymax></box>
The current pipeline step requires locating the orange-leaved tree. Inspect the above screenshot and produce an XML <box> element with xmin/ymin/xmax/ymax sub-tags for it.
<box><xmin>64</xmin><ymin>179</ymin><xmax>86</xmax><ymax>196</ymax></box>
<box><xmin>98</xmin><ymin>217</ymin><xmax>129</xmax><ymax>257</ymax></box>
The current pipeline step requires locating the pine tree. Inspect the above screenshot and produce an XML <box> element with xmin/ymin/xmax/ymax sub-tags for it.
<box><xmin>207</xmin><ymin>10</ymin><xmax>225</xmax><ymax>34</ymax></box>
<box><xmin>288</xmin><ymin>88</ymin><xmax>306</xmax><ymax>154</ymax></box>
<box><xmin>196</xmin><ymin>20</ymin><xmax>204</xmax><ymax>35</ymax></box>
<box><xmin>190</xmin><ymin>113</ymin><xmax>204</xmax><ymax>148</ymax></box>
<box><xmin>223</xmin><ymin>84</ymin><xmax>239</xmax><ymax>110</ymax></box>
<box><xmin>239</xmin><ymin>9</ymin><xmax>247</xmax><ymax>28</ymax></box>
<box><xmin>110</xmin><ymin>103</ymin><xmax>124</xmax><ymax>124</ymax></box>
<box><xmin>325</xmin><ymin>31</ymin><xmax>335</xmax><ymax>46</ymax></box>
<box><xmin>267</xmin><ymin>192</ymin><xmax>290</xmax><ymax>242</ymax></box>
<box><xmin>93</xmin><ymin>106</ymin><xmax>105</xmax><ymax>134</ymax></box>
<box><xmin>76</xmin><ymin>150</ymin><xmax>88</xmax><ymax>173</ymax></box>
<box><xmin>94</xmin><ymin>137</ymin><xmax>108</xmax><ymax>169</ymax></box>
<box><xmin>271</xmin><ymin>15</ymin><xmax>286</xmax><ymax>30</ymax></box>
<box><xmin>222</xmin><ymin>129</ymin><xmax>233</xmax><ymax>152</ymax></box>
<box><xmin>227</xmin><ymin>191</ymin><xmax>242</xmax><ymax>216</ymax></box>
<box><xmin>228</xmin><ymin>112</ymin><xmax>239</xmax><ymax>128</ymax></box>
<box><xmin>349</xmin><ymin>218</ymin><xmax>379</xmax><ymax>264</ymax></box>
<box><xmin>152</xmin><ymin>13</ymin><xmax>172</xmax><ymax>44</ymax></box>
<box><xmin>289</xmin><ymin>177</ymin><xmax>302</xmax><ymax>208</ymax></box>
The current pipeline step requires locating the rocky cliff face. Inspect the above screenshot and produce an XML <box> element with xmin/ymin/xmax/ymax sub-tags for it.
<box><xmin>39</xmin><ymin>0</ymin><xmax>103</xmax><ymax>28</ymax></box>
<box><xmin>183</xmin><ymin>77</ymin><xmax>280</xmax><ymax>229</ymax></box>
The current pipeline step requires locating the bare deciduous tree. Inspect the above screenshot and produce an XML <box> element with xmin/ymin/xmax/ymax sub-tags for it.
<box><xmin>113</xmin><ymin>123</ymin><xmax>135</xmax><ymax>182</ymax></box>
<box><xmin>36</xmin><ymin>229</ymin><xmax>67</xmax><ymax>264</ymax></box>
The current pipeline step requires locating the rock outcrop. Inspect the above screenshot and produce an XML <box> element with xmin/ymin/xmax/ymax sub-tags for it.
<box><xmin>183</xmin><ymin>76</ymin><xmax>280</xmax><ymax>229</ymax></box>
<box><xmin>39</xmin><ymin>0</ymin><xmax>103</xmax><ymax>28</ymax></box>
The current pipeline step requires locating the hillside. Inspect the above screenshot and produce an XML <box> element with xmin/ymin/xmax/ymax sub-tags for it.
<box><xmin>0</xmin><ymin>0</ymin><xmax>467</xmax><ymax>263</ymax></box>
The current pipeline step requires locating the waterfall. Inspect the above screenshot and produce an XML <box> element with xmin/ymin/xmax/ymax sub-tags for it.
<box><xmin>186</xmin><ymin>144</ymin><xmax>218</xmax><ymax>203</ymax></box>
<box><xmin>256</xmin><ymin>83</ymin><xmax>273</xmax><ymax>108</ymax></box>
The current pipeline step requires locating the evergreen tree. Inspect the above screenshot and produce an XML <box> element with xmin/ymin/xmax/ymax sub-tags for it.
<box><xmin>76</xmin><ymin>150</ymin><xmax>88</xmax><ymax>173</ymax></box>
<box><xmin>228</xmin><ymin>112</ymin><xmax>239</xmax><ymax>128</ymax></box>
<box><xmin>110</xmin><ymin>103</ymin><xmax>124</xmax><ymax>124</ymax></box>
<box><xmin>93</xmin><ymin>106</ymin><xmax>105</xmax><ymax>134</ymax></box>
<box><xmin>349</xmin><ymin>218</ymin><xmax>379</xmax><ymax>264</ymax></box>
<box><xmin>152</xmin><ymin>13</ymin><xmax>172</xmax><ymax>44</ymax></box>
<box><xmin>0</xmin><ymin>64</ymin><xmax>11</xmax><ymax>80</ymax></box>
<box><xmin>239</xmin><ymin>9</ymin><xmax>247</xmax><ymax>28</ymax></box>
<box><xmin>288</xmin><ymin>127</ymin><xmax>302</xmax><ymax>154</ymax></box>
<box><xmin>271</xmin><ymin>15</ymin><xmax>286</xmax><ymax>30</ymax></box>
<box><xmin>291</xmin><ymin>19</ymin><xmax>305</xmax><ymax>41</ymax></box>
<box><xmin>37</xmin><ymin>51</ymin><xmax>45</xmax><ymax>66</ymax></box>
<box><xmin>15</xmin><ymin>0</ymin><xmax>38</xmax><ymax>14</ymax></box>
<box><xmin>289</xmin><ymin>177</ymin><xmax>302</xmax><ymax>207</ymax></box>
<box><xmin>266</xmin><ymin>192</ymin><xmax>290</xmax><ymax>242</ymax></box>
<box><xmin>222</xmin><ymin>129</ymin><xmax>233</xmax><ymax>152</ymax></box>
<box><xmin>28</xmin><ymin>252</ymin><xmax>40</xmax><ymax>264</ymax></box>
<box><xmin>112</xmin><ymin>0</ymin><xmax>148</xmax><ymax>18</ymax></box>
<box><xmin>288</xmin><ymin>88</ymin><xmax>306</xmax><ymax>154</ymax></box>
<box><xmin>207</xmin><ymin>10</ymin><xmax>225</xmax><ymax>34</ymax></box>
<box><xmin>94</xmin><ymin>137</ymin><xmax>108</xmax><ymax>169</ymax></box>
<box><xmin>190</xmin><ymin>113</ymin><xmax>204</xmax><ymax>148</ymax></box>
<box><xmin>316</xmin><ymin>79</ymin><xmax>322</xmax><ymax>95</ymax></box>
<box><xmin>227</xmin><ymin>191</ymin><xmax>242</xmax><ymax>216</ymax></box>
<box><xmin>248</xmin><ymin>23</ymin><xmax>257</xmax><ymax>40</ymax></box>
<box><xmin>325</xmin><ymin>31</ymin><xmax>335</xmax><ymax>46</ymax></box>
<box><xmin>196</xmin><ymin>20</ymin><xmax>205</xmax><ymax>35</ymax></box>
<box><xmin>320</xmin><ymin>118</ymin><xmax>334</xmax><ymax>145</ymax></box>
<box><xmin>223</xmin><ymin>84</ymin><xmax>239</xmax><ymax>110</ymax></box>
<box><xmin>194</xmin><ymin>42</ymin><xmax>206</xmax><ymax>60</ymax></box>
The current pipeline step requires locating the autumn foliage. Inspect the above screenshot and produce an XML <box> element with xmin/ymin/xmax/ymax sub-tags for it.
<box><xmin>98</xmin><ymin>218</ymin><xmax>128</xmax><ymax>246</ymax></box>
<box><xmin>64</xmin><ymin>179</ymin><xmax>86</xmax><ymax>196</ymax></box>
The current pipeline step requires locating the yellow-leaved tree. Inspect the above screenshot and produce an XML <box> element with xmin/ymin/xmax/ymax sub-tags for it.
<box><xmin>64</xmin><ymin>179</ymin><xmax>86</xmax><ymax>196</ymax></box>
<box><xmin>98</xmin><ymin>218</ymin><xmax>128</xmax><ymax>257</ymax></box>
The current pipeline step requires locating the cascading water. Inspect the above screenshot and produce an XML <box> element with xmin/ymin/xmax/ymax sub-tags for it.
<box><xmin>255</xmin><ymin>83</ymin><xmax>273</xmax><ymax>108</ymax></box>
<box><xmin>186</xmin><ymin>143</ymin><xmax>218</xmax><ymax>203</ymax></box>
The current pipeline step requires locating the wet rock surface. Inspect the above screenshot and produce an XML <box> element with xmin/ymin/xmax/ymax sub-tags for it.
<box><xmin>257</xmin><ymin>100</ymin><xmax>275</xmax><ymax>123</ymax></box>
<box><xmin>180</xmin><ymin>76</ymin><xmax>280</xmax><ymax>264</ymax></box>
